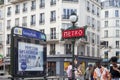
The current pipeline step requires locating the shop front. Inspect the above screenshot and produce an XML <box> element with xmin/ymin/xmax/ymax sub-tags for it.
<box><xmin>47</xmin><ymin>55</ymin><xmax>101</xmax><ymax>76</ymax></box>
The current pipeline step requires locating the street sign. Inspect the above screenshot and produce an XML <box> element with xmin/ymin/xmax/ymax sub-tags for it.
<box><xmin>62</xmin><ymin>28</ymin><xmax>85</xmax><ymax>39</ymax></box>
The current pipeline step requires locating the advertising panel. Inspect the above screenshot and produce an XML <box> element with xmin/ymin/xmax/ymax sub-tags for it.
<box><xmin>18</xmin><ymin>42</ymin><xmax>43</xmax><ymax>71</ymax></box>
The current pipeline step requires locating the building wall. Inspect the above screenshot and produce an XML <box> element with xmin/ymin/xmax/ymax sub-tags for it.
<box><xmin>101</xmin><ymin>0</ymin><xmax>120</xmax><ymax>61</ymax></box>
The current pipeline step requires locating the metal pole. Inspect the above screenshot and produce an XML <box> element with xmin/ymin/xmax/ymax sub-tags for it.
<box><xmin>72</xmin><ymin>40</ymin><xmax>75</xmax><ymax>80</ymax></box>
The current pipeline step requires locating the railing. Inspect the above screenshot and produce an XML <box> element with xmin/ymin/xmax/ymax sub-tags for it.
<box><xmin>46</xmin><ymin>33</ymin><xmax>59</xmax><ymax>41</ymax></box>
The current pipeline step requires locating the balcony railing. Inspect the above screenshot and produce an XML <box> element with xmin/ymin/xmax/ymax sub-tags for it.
<box><xmin>31</xmin><ymin>6</ymin><xmax>36</xmax><ymax>10</ymax></box>
<box><xmin>62</xmin><ymin>15</ymin><xmax>69</xmax><ymax>19</ymax></box>
<box><xmin>7</xmin><ymin>12</ymin><xmax>11</xmax><ymax>16</ymax></box>
<box><xmin>39</xmin><ymin>20</ymin><xmax>45</xmax><ymax>24</ymax></box>
<box><xmin>50</xmin><ymin>18</ymin><xmax>56</xmax><ymax>22</ymax></box>
<box><xmin>15</xmin><ymin>10</ymin><xmax>20</xmax><ymax>14</ymax></box>
<box><xmin>50</xmin><ymin>1</ymin><xmax>56</xmax><ymax>5</ymax></box>
<box><xmin>39</xmin><ymin>3</ymin><xmax>45</xmax><ymax>8</ymax></box>
<box><xmin>23</xmin><ymin>8</ymin><xmax>27</xmax><ymax>12</ymax></box>
<box><xmin>10</xmin><ymin>0</ymin><xmax>27</xmax><ymax>3</ymax></box>
<box><xmin>46</xmin><ymin>33</ymin><xmax>59</xmax><ymax>41</ymax></box>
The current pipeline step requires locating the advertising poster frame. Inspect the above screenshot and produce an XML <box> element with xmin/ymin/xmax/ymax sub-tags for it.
<box><xmin>10</xmin><ymin>26</ymin><xmax>46</xmax><ymax>78</ymax></box>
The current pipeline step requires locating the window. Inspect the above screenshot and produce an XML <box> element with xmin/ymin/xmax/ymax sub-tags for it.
<box><xmin>87</xmin><ymin>1</ymin><xmax>90</xmax><ymax>11</ymax></box>
<box><xmin>7</xmin><ymin>20</ymin><xmax>11</xmax><ymax>29</ymax></box>
<box><xmin>62</xmin><ymin>9</ymin><xmax>77</xmax><ymax>19</ymax></box>
<box><xmin>104</xmin><ymin>30</ymin><xmax>108</xmax><ymax>37</ymax></box>
<box><xmin>31</xmin><ymin>0</ymin><xmax>36</xmax><ymax>10</ymax></box>
<box><xmin>116</xmin><ymin>41</ymin><xmax>119</xmax><ymax>48</ymax></box>
<box><xmin>15</xmin><ymin>18</ymin><xmax>19</xmax><ymax>26</ymax></box>
<box><xmin>7</xmin><ymin>47</ymin><xmax>10</xmax><ymax>57</ymax></box>
<box><xmin>50</xmin><ymin>44</ymin><xmax>56</xmax><ymax>55</ymax></box>
<box><xmin>7</xmin><ymin>7</ymin><xmax>11</xmax><ymax>16</ymax></box>
<box><xmin>31</xmin><ymin>15</ymin><xmax>36</xmax><ymax>25</ymax></box>
<box><xmin>22</xmin><ymin>16</ymin><xmax>27</xmax><ymax>26</ymax></box>
<box><xmin>15</xmin><ymin>4</ymin><xmax>20</xmax><ymax>14</ymax></box>
<box><xmin>116</xmin><ymin>51</ymin><xmax>120</xmax><ymax>59</ymax></box>
<box><xmin>39</xmin><ymin>13</ymin><xmax>45</xmax><ymax>24</ymax></box>
<box><xmin>87</xmin><ymin>46</ymin><xmax>90</xmax><ymax>56</ymax></box>
<box><xmin>92</xmin><ymin>47</ymin><xmax>95</xmax><ymax>57</ymax></box>
<box><xmin>116</xmin><ymin>30</ymin><xmax>120</xmax><ymax>37</ymax></box>
<box><xmin>104</xmin><ymin>51</ymin><xmax>108</xmax><ymax>59</ymax></box>
<box><xmin>87</xmin><ymin>16</ymin><xmax>90</xmax><ymax>25</ymax></box>
<box><xmin>97</xmin><ymin>7</ymin><xmax>99</xmax><ymax>16</ymax></box>
<box><xmin>7</xmin><ymin>34</ymin><xmax>11</xmax><ymax>44</ymax></box>
<box><xmin>50</xmin><ymin>28</ymin><xmax>56</xmax><ymax>39</ymax></box>
<box><xmin>104</xmin><ymin>21</ymin><xmax>108</xmax><ymax>27</ymax></box>
<box><xmin>47</xmin><ymin>62</ymin><xmax>56</xmax><ymax>76</ymax></box>
<box><xmin>97</xmin><ymin>21</ymin><xmax>100</xmax><ymax>31</ymax></box>
<box><xmin>0</xmin><ymin>10</ymin><xmax>3</xmax><ymax>19</ymax></box>
<box><xmin>92</xmin><ymin>4</ymin><xmax>94</xmax><ymax>14</ymax></box>
<box><xmin>116</xmin><ymin>20</ymin><xmax>119</xmax><ymax>27</ymax></box>
<box><xmin>50</xmin><ymin>0</ymin><xmax>56</xmax><ymax>5</ymax></box>
<box><xmin>97</xmin><ymin>35</ymin><xmax>100</xmax><ymax>44</ymax></box>
<box><xmin>91</xmin><ymin>33</ymin><xmax>95</xmax><ymax>43</ymax></box>
<box><xmin>50</xmin><ymin>11</ymin><xmax>56</xmax><ymax>21</ymax></box>
<box><xmin>65</xmin><ymin>44</ymin><xmax>72</xmax><ymax>54</ymax></box>
<box><xmin>0</xmin><ymin>22</ymin><xmax>2</xmax><ymax>31</ymax></box>
<box><xmin>23</xmin><ymin>3</ymin><xmax>27</xmax><ymax>12</ymax></box>
<box><xmin>40</xmin><ymin>0</ymin><xmax>45</xmax><ymax>8</ymax></box>
<box><xmin>105</xmin><ymin>11</ymin><xmax>108</xmax><ymax>18</ymax></box>
<box><xmin>115</xmin><ymin>10</ymin><xmax>119</xmax><ymax>17</ymax></box>
<box><xmin>92</xmin><ymin>18</ymin><xmax>95</xmax><ymax>27</ymax></box>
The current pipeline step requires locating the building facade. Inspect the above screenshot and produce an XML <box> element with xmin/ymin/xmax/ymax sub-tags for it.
<box><xmin>101</xmin><ymin>0</ymin><xmax>120</xmax><ymax>63</ymax></box>
<box><xmin>0</xmin><ymin>0</ymin><xmax>101</xmax><ymax>76</ymax></box>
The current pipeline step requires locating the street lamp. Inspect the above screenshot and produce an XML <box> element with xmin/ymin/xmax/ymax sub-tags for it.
<box><xmin>69</xmin><ymin>12</ymin><xmax>78</xmax><ymax>80</ymax></box>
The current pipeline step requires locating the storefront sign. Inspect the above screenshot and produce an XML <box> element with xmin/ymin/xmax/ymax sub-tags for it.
<box><xmin>62</xmin><ymin>28</ymin><xmax>85</xmax><ymax>39</ymax></box>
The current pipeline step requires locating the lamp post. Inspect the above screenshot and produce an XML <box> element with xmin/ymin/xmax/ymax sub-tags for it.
<box><xmin>69</xmin><ymin>12</ymin><xmax>78</xmax><ymax>80</ymax></box>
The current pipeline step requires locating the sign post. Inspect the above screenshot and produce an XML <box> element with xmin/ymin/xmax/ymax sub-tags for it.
<box><xmin>10</xmin><ymin>26</ymin><xmax>46</xmax><ymax>79</ymax></box>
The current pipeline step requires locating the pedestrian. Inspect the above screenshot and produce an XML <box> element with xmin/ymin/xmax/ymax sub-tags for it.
<box><xmin>93</xmin><ymin>61</ymin><xmax>111</xmax><ymax>80</ymax></box>
<box><xmin>75</xmin><ymin>63</ymin><xmax>84</xmax><ymax>80</ymax></box>
<box><xmin>84</xmin><ymin>64</ymin><xmax>93</xmax><ymax>80</ymax></box>
<box><xmin>66</xmin><ymin>62</ymin><xmax>72</xmax><ymax>80</ymax></box>
<box><xmin>109</xmin><ymin>56</ymin><xmax>120</xmax><ymax>80</ymax></box>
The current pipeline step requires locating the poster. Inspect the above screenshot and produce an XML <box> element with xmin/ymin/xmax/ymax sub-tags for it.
<box><xmin>18</xmin><ymin>42</ymin><xmax>43</xmax><ymax>71</ymax></box>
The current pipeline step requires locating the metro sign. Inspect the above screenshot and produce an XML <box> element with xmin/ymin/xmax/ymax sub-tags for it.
<box><xmin>62</xmin><ymin>28</ymin><xmax>85</xmax><ymax>39</ymax></box>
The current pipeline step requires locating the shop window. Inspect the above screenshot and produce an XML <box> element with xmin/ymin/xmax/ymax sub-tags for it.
<box><xmin>47</xmin><ymin>62</ymin><xmax>56</xmax><ymax>76</ymax></box>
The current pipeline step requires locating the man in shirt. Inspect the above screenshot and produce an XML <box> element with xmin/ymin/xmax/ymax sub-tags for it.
<box><xmin>93</xmin><ymin>61</ymin><xmax>111</xmax><ymax>80</ymax></box>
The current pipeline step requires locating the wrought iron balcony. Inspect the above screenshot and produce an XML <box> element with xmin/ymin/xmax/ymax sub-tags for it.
<box><xmin>39</xmin><ymin>20</ymin><xmax>45</xmax><ymax>24</ymax></box>
<box><xmin>62</xmin><ymin>15</ymin><xmax>69</xmax><ymax>19</ymax></box>
<box><xmin>50</xmin><ymin>1</ymin><xmax>56</xmax><ymax>5</ymax></box>
<box><xmin>23</xmin><ymin>8</ymin><xmax>27</xmax><ymax>12</ymax></box>
<box><xmin>10</xmin><ymin>0</ymin><xmax>28</xmax><ymax>3</ymax></box>
<box><xmin>46</xmin><ymin>33</ymin><xmax>59</xmax><ymax>42</ymax></box>
<box><xmin>39</xmin><ymin>3</ymin><xmax>45</xmax><ymax>8</ymax></box>
<box><xmin>7</xmin><ymin>12</ymin><xmax>11</xmax><ymax>16</ymax></box>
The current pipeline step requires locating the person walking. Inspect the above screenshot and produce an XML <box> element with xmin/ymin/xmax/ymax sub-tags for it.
<box><xmin>84</xmin><ymin>64</ymin><xmax>93</xmax><ymax>80</ymax></box>
<box><xmin>109</xmin><ymin>56</ymin><xmax>120</xmax><ymax>80</ymax></box>
<box><xmin>66</xmin><ymin>62</ymin><xmax>72</xmax><ymax>80</ymax></box>
<box><xmin>93</xmin><ymin>61</ymin><xmax>111</xmax><ymax>80</ymax></box>
<box><xmin>75</xmin><ymin>63</ymin><xmax>84</xmax><ymax>80</ymax></box>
